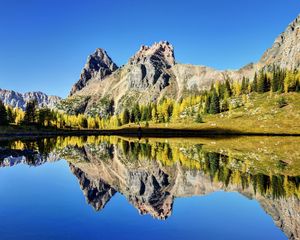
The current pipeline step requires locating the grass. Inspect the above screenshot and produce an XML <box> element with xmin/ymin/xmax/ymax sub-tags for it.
<box><xmin>117</xmin><ymin>92</ymin><xmax>300</xmax><ymax>135</ymax></box>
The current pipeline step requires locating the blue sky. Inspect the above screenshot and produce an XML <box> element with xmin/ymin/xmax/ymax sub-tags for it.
<box><xmin>0</xmin><ymin>0</ymin><xmax>300</xmax><ymax>97</ymax></box>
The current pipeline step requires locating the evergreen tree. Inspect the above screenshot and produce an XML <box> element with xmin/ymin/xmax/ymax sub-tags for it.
<box><xmin>271</xmin><ymin>67</ymin><xmax>279</xmax><ymax>92</ymax></box>
<box><xmin>225</xmin><ymin>79</ymin><xmax>232</xmax><ymax>97</ymax></box>
<box><xmin>209</xmin><ymin>89</ymin><xmax>220</xmax><ymax>114</ymax></box>
<box><xmin>132</xmin><ymin>103</ymin><xmax>141</xmax><ymax>123</ymax></box>
<box><xmin>0</xmin><ymin>100</ymin><xmax>8</xmax><ymax>126</ymax></box>
<box><xmin>252</xmin><ymin>72</ymin><xmax>258</xmax><ymax>92</ymax></box>
<box><xmin>204</xmin><ymin>95</ymin><xmax>211</xmax><ymax>114</ymax></box>
<box><xmin>108</xmin><ymin>99</ymin><xmax>115</xmax><ymax>116</ymax></box>
<box><xmin>23</xmin><ymin>100</ymin><xmax>37</xmax><ymax>125</ymax></box>
<box><xmin>121</xmin><ymin>108</ymin><xmax>130</xmax><ymax>125</ymax></box>
<box><xmin>78</xmin><ymin>115</ymin><xmax>88</xmax><ymax>128</ymax></box>
<box><xmin>37</xmin><ymin>108</ymin><xmax>52</xmax><ymax>127</ymax></box>
<box><xmin>257</xmin><ymin>71</ymin><xmax>268</xmax><ymax>93</ymax></box>
<box><xmin>6</xmin><ymin>107</ymin><xmax>15</xmax><ymax>124</ymax></box>
<box><xmin>241</xmin><ymin>77</ymin><xmax>247</xmax><ymax>93</ymax></box>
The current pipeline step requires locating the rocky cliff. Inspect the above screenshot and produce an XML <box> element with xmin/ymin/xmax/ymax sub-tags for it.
<box><xmin>259</xmin><ymin>14</ymin><xmax>300</xmax><ymax>70</ymax></box>
<box><xmin>0</xmin><ymin>89</ymin><xmax>61</xmax><ymax>110</ymax></box>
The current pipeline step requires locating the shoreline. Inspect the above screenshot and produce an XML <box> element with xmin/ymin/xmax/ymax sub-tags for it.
<box><xmin>0</xmin><ymin>127</ymin><xmax>300</xmax><ymax>141</ymax></box>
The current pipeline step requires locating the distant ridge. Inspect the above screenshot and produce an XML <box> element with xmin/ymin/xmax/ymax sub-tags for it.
<box><xmin>0</xmin><ymin>88</ymin><xmax>61</xmax><ymax>110</ymax></box>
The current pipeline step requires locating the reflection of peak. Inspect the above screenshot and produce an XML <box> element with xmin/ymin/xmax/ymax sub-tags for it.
<box><xmin>69</xmin><ymin>164</ymin><xmax>116</xmax><ymax>211</ymax></box>
<box><xmin>126</xmin><ymin>169</ymin><xmax>173</xmax><ymax>220</ymax></box>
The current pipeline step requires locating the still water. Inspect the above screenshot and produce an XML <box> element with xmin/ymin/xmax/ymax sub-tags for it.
<box><xmin>0</xmin><ymin>136</ymin><xmax>299</xmax><ymax>240</ymax></box>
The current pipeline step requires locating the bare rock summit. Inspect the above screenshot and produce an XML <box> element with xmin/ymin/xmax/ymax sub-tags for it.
<box><xmin>70</xmin><ymin>48</ymin><xmax>118</xmax><ymax>96</ymax></box>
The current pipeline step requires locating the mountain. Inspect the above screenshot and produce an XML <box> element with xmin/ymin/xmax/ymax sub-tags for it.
<box><xmin>61</xmin><ymin>14</ymin><xmax>300</xmax><ymax>116</ymax></box>
<box><xmin>60</xmin><ymin>42</ymin><xmax>250</xmax><ymax>116</ymax></box>
<box><xmin>0</xmin><ymin>89</ymin><xmax>61</xmax><ymax>110</ymax></box>
<box><xmin>69</xmin><ymin>48</ymin><xmax>118</xmax><ymax>96</ymax></box>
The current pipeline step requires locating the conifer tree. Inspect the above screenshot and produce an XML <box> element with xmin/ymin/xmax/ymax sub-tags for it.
<box><xmin>209</xmin><ymin>89</ymin><xmax>220</xmax><ymax>114</ymax></box>
<box><xmin>6</xmin><ymin>107</ymin><xmax>15</xmax><ymax>124</ymax></box>
<box><xmin>23</xmin><ymin>100</ymin><xmax>37</xmax><ymax>125</ymax></box>
<box><xmin>252</xmin><ymin>72</ymin><xmax>258</xmax><ymax>92</ymax></box>
<box><xmin>0</xmin><ymin>100</ymin><xmax>8</xmax><ymax>126</ymax></box>
<box><xmin>225</xmin><ymin>79</ymin><xmax>232</xmax><ymax>97</ymax></box>
<box><xmin>121</xmin><ymin>108</ymin><xmax>130</xmax><ymax>125</ymax></box>
<box><xmin>204</xmin><ymin>95</ymin><xmax>211</xmax><ymax>114</ymax></box>
<box><xmin>257</xmin><ymin>71</ymin><xmax>268</xmax><ymax>93</ymax></box>
<box><xmin>132</xmin><ymin>103</ymin><xmax>141</xmax><ymax>123</ymax></box>
<box><xmin>271</xmin><ymin>67</ymin><xmax>279</xmax><ymax>92</ymax></box>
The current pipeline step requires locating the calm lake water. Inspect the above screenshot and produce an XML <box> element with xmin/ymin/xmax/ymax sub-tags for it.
<box><xmin>0</xmin><ymin>136</ymin><xmax>299</xmax><ymax>240</ymax></box>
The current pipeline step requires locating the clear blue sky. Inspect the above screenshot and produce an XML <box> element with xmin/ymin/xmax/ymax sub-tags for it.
<box><xmin>0</xmin><ymin>0</ymin><xmax>300</xmax><ymax>97</ymax></box>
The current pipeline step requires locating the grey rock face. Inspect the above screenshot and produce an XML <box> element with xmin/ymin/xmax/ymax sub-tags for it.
<box><xmin>259</xmin><ymin>14</ymin><xmax>300</xmax><ymax>69</ymax></box>
<box><xmin>70</xmin><ymin>48</ymin><xmax>118</xmax><ymax>96</ymax></box>
<box><xmin>0</xmin><ymin>89</ymin><xmax>61</xmax><ymax>110</ymax></box>
<box><xmin>127</xmin><ymin>41</ymin><xmax>174</xmax><ymax>91</ymax></box>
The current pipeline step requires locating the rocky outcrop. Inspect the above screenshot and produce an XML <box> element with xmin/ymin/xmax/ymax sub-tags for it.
<box><xmin>0</xmin><ymin>89</ymin><xmax>61</xmax><ymax>110</ymax></box>
<box><xmin>259</xmin><ymin>14</ymin><xmax>300</xmax><ymax>70</ymax></box>
<box><xmin>69</xmin><ymin>48</ymin><xmax>118</xmax><ymax>96</ymax></box>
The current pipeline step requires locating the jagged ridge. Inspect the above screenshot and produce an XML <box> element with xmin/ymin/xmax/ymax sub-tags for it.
<box><xmin>0</xmin><ymin>88</ymin><xmax>61</xmax><ymax>110</ymax></box>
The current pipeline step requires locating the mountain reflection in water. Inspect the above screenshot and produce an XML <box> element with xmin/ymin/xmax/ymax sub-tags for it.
<box><xmin>0</xmin><ymin>136</ymin><xmax>299</xmax><ymax>239</ymax></box>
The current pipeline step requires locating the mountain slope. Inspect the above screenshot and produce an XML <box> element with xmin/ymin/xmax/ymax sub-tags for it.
<box><xmin>0</xmin><ymin>89</ymin><xmax>61</xmax><ymax>110</ymax></box>
<box><xmin>259</xmin><ymin>14</ymin><xmax>300</xmax><ymax>69</ymax></box>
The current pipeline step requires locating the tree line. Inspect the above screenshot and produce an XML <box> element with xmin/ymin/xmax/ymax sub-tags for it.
<box><xmin>0</xmin><ymin>67</ymin><xmax>299</xmax><ymax>128</ymax></box>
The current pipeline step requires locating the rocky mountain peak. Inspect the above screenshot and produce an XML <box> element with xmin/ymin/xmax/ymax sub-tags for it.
<box><xmin>259</xmin><ymin>14</ymin><xmax>300</xmax><ymax>69</ymax></box>
<box><xmin>69</xmin><ymin>48</ymin><xmax>118</xmax><ymax>96</ymax></box>
<box><xmin>129</xmin><ymin>41</ymin><xmax>175</xmax><ymax>68</ymax></box>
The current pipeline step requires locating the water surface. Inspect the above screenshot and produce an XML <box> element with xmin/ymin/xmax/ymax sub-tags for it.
<box><xmin>0</xmin><ymin>136</ymin><xmax>299</xmax><ymax>239</ymax></box>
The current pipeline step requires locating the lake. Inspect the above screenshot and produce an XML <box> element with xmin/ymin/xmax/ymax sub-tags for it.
<box><xmin>0</xmin><ymin>136</ymin><xmax>299</xmax><ymax>240</ymax></box>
